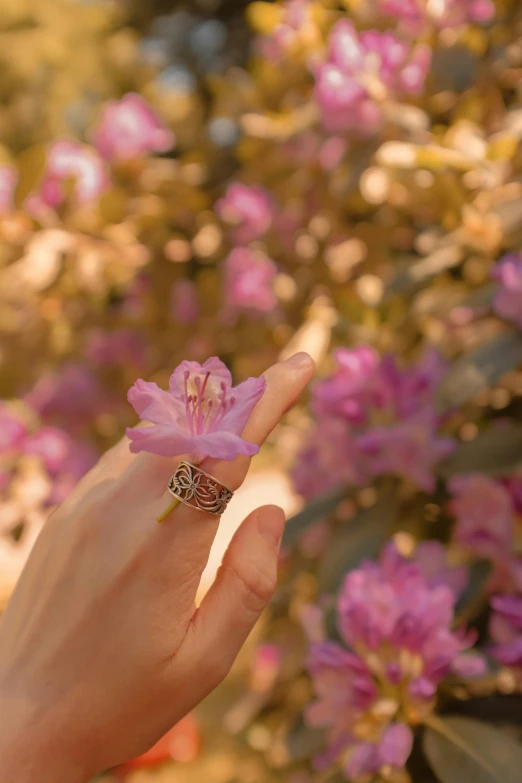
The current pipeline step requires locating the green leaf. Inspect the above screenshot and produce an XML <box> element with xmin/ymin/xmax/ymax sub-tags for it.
<box><xmin>282</xmin><ymin>487</ymin><xmax>346</xmax><ymax>548</ymax></box>
<box><xmin>455</xmin><ymin>560</ymin><xmax>492</xmax><ymax>618</ymax></box>
<box><xmin>423</xmin><ymin>716</ymin><xmax>522</xmax><ymax>783</ymax></box>
<box><xmin>317</xmin><ymin>487</ymin><xmax>396</xmax><ymax>594</ymax></box>
<box><xmin>436</xmin><ymin>330</ymin><xmax>522</xmax><ymax>413</ymax></box>
<box><xmin>439</xmin><ymin>424</ymin><xmax>522</xmax><ymax>478</ymax></box>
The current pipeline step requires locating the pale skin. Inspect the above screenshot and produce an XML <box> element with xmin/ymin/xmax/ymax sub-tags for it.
<box><xmin>0</xmin><ymin>352</ymin><xmax>315</xmax><ymax>783</ymax></box>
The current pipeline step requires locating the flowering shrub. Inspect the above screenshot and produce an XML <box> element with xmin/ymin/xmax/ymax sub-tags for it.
<box><xmin>2</xmin><ymin>0</ymin><xmax>522</xmax><ymax>781</ymax></box>
<box><xmin>304</xmin><ymin>542</ymin><xmax>481</xmax><ymax>781</ymax></box>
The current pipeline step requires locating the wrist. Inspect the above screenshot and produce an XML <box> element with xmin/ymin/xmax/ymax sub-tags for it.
<box><xmin>0</xmin><ymin>692</ymin><xmax>89</xmax><ymax>783</ymax></box>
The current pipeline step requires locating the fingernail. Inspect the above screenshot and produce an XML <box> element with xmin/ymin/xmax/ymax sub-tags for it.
<box><xmin>284</xmin><ymin>352</ymin><xmax>314</xmax><ymax>370</ymax></box>
<box><xmin>257</xmin><ymin>509</ymin><xmax>284</xmax><ymax>547</ymax></box>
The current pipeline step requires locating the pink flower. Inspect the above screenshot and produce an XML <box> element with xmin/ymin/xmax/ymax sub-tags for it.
<box><xmin>314</xmin><ymin>22</ymin><xmax>431</xmax><ymax>133</ymax></box>
<box><xmin>225</xmin><ymin>247</ymin><xmax>277</xmax><ymax>315</ymax></box>
<box><xmin>304</xmin><ymin>544</ymin><xmax>474</xmax><ymax>780</ymax></box>
<box><xmin>413</xmin><ymin>541</ymin><xmax>468</xmax><ymax>598</ymax></box>
<box><xmin>127</xmin><ymin>357</ymin><xmax>266</xmax><ymax>460</ymax></box>
<box><xmin>21</xmin><ymin>426</ymin><xmax>97</xmax><ymax>505</ymax></box>
<box><xmin>292</xmin><ymin>419</ymin><xmax>363</xmax><ymax>500</ymax></box>
<box><xmin>312</xmin><ymin>346</ymin><xmax>446</xmax><ymax>425</ymax></box>
<box><xmin>490</xmin><ymin>595</ymin><xmax>522</xmax><ymax>667</ymax></box>
<box><xmin>449</xmin><ymin>475</ymin><xmax>514</xmax><ymax>558</ymax></box>
<box><xmin>305</xmin><ymin>643</ymin><xmax>378</xmax><ymax>768</ymax></box>
<box><xmin>451</xmin><ymin>652</ymin><xmax>488</xmax><ymax>678</ymax></box>
<box><xmin>0</xmin><ymin>165</ymin><xmax>17</xmax><ymax>213</ymax></box>
<box><xmin>171</xmin><ymin>280</ymin><xmax>200</xmax><ymax>326</ymax></box>
<box><xmin>25</xmin><ymin>363</ymin><xmax>104</xmax><ymax>426</ymax></box>
<box><xmin>491</xmin><ymin>253</ymin><xmax>522</xmax><ymax>329</ymax></box>
<box><xmin>86</xmin><ymin>328</ymin><xmax>147</xmax><ymax>368</ymax></box>
<box><xmin>313</xmin><ymin>346</ymin><xmax>381</xmax><ymax>423</ymax></box>
<box><xmin>358</xmin><ymin>413</ymin><xmax>455</xmax><ymax>491</ymax></box>
<box><xmin>295</xmin><ymin>345</ymin><xmax>450</xmax><ymax>497</ymax></box>
<box><xmin>379</xmin><ymin>347</ymin><xmax>447</xmax><ymax>419</ymax></box>
<box><xmin>23</xmin><ymin>427</ymin><xmax>71</xmax><ymax>473</ymax></box>
<box><xmin>216</xmin><ymin>183</ymin><xmax>273</xmax><ymax>245</ymax></box>
<box><xmin>337</xmin><ymin>543</ymin><xmax>470</xmax><ymax>678</ymax></box>
<box><xmin>94</xmin><ymin>93</ymin><xmax>174</xmax><ymax>161</ymax></box>
<box><xmin>377</xmin><ymin>0</ymin><xmax>494</xmax><ymax>32</ymax></box>
<box><xmin>27</xmin><ymin>141</ymin><xmax>109</xmax><ymax>213</ymax></box>
<box><xmin>256</xmin><ymin>0</ymin><xmax>315</xmax><ymax>62</ymax></box>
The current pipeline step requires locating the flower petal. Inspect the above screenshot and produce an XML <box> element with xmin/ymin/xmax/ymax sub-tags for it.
<box><xmin>219</xmin><ymin>375</ymin><xmax>267</xmax><ymax>435</ymax></box>
<box><xmin>128</xmin><ymin>380</ymin><xmax>184</xmax><ymax>426</ymax></box>
<box><xmin>201</xmin><ymin>356</ymin><xmax>233</xmax><ymax>385</ymax></box>
<box><xmin>345</xmin><ymin>743</ymin><xmax>380</xmax><ymax>780</ymax></box>
<box><xmin>126</xmin><ymin>424</ymin><xmax>195</xmax><ymax>457</ymax></box>
<box><xmin>168</xmin><ymin>357</ymin><xmax>232</xmax><ymax>399</ymax></box>
<box><xmin>451</xmin><ymin>652</ymin><xmax>487</xmax><ymax>678</ymax></box>
<box><xmin>191</xmin><ymin>431</ymin><xmax>260</xmax><ymax>460</ymax></box>
<box><xmin>379</xmin><ymin>723</ymin><xmax>413</xmax><ymax>767</ymax></box>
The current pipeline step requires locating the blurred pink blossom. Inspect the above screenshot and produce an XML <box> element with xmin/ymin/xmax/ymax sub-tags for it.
<box><xmin>127</xmin><ymin>357</ymin><xmax>266</xmax><ymax>460</ymax></box>
<box><xmin>413</xmin><ymin>540</ymin><xmax>468</xmax><ymax>598</ymax></box>
<box><xmin>256</xmin><ymin>0</ymin><xmax>313</xmax><ymax>61</ymax></box>
<box><xmin>171</xmin><ymin>279</ymin><xmax>200</xmax><ymax>325</ymax></box>
<box><xmin>94</xmin><ymin>93</ymin><xmax>174</xmax><ymax>161</ymax></box>
<box><xmin>292</xmin><ymin>419</ymin><xmax>362</xmax><ymax>500</ymax></box>
<box><xmin>8</xmin><ymin>423</ymin><xmax>96</xmax><ymax>508</ymax></box>
<box><xmin>490</xmin><ymin>595</ymin><xmax>522</xmax><ymax>667</ymax></box>
<box><xmin>379</xmin><ymin>347</ymin><xmax>447</xmax><ymax>419</ymax></box>
<box><xmin>297</xmin><ymin>346</ymin><xmax>450</xmax><ymax>497</ymax></box>
<box><xmin>336</xmin><ymin>543</ymin><xmax>474</xmax><ymax>679</ymax></box>
<box><xmin>377</xmin><ymin>0</ymin><xmax>494</xmax><ymax>32</ymax></box>
<box><xmin>86</xmin><ymin>328</ymin><xmax>147</xmax><ymax>368</ymax></box>
<box><xmin>304</xmin><ymin>543</ymin><xmax>478</xmax><ymax>780</ymax></box>
<box><xmin>358</xmin><ymin>413</ymin><xmax>455</xmax><ymax>491</ymax></box>
<box><xmin>22</xmin><ymin>426</ymin><xmax>71</xmax><ymax>473</ymax></box>
<box><xmin>318</xmin><ymin>136</ymin><xmax>347</xmax><ymax>171</ymax></box>
<box><xmin>25</xmin><ymin>363</ymin><xmax>104</xmax><ymax>426</ymax></box>
<box><xmin>492</xmin><ymin>253</ymin><xmax>522</xmax><ymax>329</ymax></box>
<box><xmin>314</xmin><ymin>22</ymin><xmax>431</xmax><ymax>133</ymax></box>
<box><xmin>225</xmin><ymin>247</ymin><xmax>277</xmax><ymax>315</ymax></box>
<box><xmin>449</xmin><ymin>474</ymin><xmax>514</xmax><ymax>558</ymax></box>
<box><xmin>27</xmin><ymin>141</ymin><xmax>109</xmax><ymax>213</ymax></box>
<box><xmin>0</xmin><ymin>165</ymin><xmax>17</xmax><ymax>213</ymax></box>
<box><xmin>313</xmin><ymin>346</ymin><xmax>381</xmax><ymax>423</ymax></box>
<box><xmin>216</xmin><ymin>183</ymin><xmax>273</xmax><ymax>245</ymax></box>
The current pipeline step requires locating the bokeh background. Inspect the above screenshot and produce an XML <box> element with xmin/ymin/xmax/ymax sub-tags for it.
<box><xmin>2</xmin><ymin>0</ymin><xmax>522</xmax><ymax>781</ymax></box>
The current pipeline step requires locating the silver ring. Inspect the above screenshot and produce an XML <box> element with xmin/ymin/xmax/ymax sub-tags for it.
<box><xmin>168</xmin><ymin>461</ymin><xmax>233</xmax><ymax>516</ymax></box>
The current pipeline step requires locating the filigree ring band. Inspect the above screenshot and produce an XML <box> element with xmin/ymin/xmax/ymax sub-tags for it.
<box><xmin>167</xmin><ymin>461</ymin><xmax>234</xmax><ymax>516</ymax></box>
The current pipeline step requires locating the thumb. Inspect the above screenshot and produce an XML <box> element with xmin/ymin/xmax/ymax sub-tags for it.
<box><xmin>174</xmin><ymin>505</ymin><xmax>284</xmax><ymax>697</ymax></box>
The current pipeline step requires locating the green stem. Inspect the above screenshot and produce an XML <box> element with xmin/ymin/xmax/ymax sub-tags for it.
<box><xmin>156</xmin><ymin>496</ymin><xmax>181</xmax><ymax>524</ymax></box>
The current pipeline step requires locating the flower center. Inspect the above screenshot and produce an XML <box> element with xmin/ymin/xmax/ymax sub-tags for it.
<box><xmin>184</xmin><ymin>370</ymin><xmax>236</xmax><ymax>435</ymax></box>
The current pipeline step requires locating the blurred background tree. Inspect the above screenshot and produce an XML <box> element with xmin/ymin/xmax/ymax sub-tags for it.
<box><xmin>2</xmin><ymin>1</ymin><xmax>522</xmax><ymax>781</ymax></box>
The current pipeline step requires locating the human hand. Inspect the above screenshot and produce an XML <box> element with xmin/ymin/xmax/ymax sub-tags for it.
<box><xmin>0</xmin><ymin>353</ymin><xmax>314</xmax><ymax>783</ymax></box>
